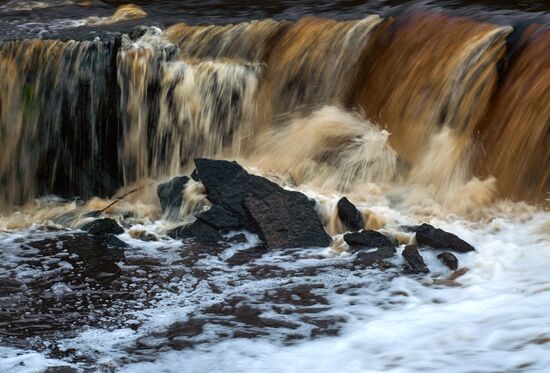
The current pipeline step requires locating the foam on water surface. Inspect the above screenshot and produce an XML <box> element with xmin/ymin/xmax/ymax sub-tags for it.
<box><xmin>0</xmin><ymin>193</ymin><xmax>548</xmax><ymax>372</ymax></box>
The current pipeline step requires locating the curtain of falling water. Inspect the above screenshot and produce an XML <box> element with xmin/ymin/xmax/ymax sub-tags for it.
<box><xmin>0</xmin><ymin>13</ymin><xmax>548</xmax><ymax>210</ymax></box>
<box><xmin>476</xmin><ymin>25</ymin><xmax>550</xmax><ymax>204</ymax></box>
<box><xmin>0</xmin><ymin>38</ymin><xmax>119</xmax><ymax>210</ymax></box>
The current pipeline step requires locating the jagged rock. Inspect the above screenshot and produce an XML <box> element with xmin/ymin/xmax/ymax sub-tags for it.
<box><xmin>415</xmin><ymin>223</ymin><xmax>475</xmax><ymax>252</ymax></box>
<box><xmin>81</xmin><ymin>218</ymin><xmax>124</xmax><ymax>235</ymax></box>
<box><xmin>343</xmin><ymin>230</ymin><xmax>396</xmax><ymax>252</ymax></box>
<box><xmin>157</xmin><ymin>176</ymin><xmax>189</xmax><ymax>218</ymax></box>
<box><xmin>194</xmin><ymin>158</ymin><xmax>331</xmax><ymax>249</ymax></box>
<box><xmin>437</xmin><ymin>251</ymin><xmax>459</xmax><ymax>270</ymax></box>
<box><xmin>167</xmin><ymin>219</ymin><xmax>223</xmax><ymax>244</ymax></box>
<box><xmin>228</xmin><ymin>233</ymin><xmax>248</xmax><ymax>244</ymax></box>
<box><xmin>44</xmin><ymin>366</ymin><xmax>78</xmax><ymax>373</ymax></box>
<box><xmin>196</xmin><ymin>205</ymin><xmax>241</xmax><ymax>230</ymax></box>
<box><xmin>402</xmin><ymin>244</ymin><xmax>429</xmax><ymax>273</ymax></box>
<box><xmin>356</xmin><ymin>246</ymin><xmax>396</xmax><ymax>267</ymax></box>
<box><xmin>337</xmin><ymin>197</ymin><xmax>364</xmax><ymax>232</ymax></box>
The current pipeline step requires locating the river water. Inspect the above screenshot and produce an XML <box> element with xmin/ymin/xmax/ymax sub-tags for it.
<box><xmin>0</xmin><ymin>1</ymin><xmax>549</xmax><ymax>372</ymax></box>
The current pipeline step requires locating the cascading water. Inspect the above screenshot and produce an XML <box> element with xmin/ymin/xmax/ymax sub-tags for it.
<box><xmin>0</xmin><ymin>2</ymin><xmax>548</xmax><ymax>372</ymax></box>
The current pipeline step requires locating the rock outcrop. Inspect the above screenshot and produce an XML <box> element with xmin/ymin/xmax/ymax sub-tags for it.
<box><xmin>415</xmin><ymin>223</ymin><xmax>475</xmax><ymax>253</ymax></box>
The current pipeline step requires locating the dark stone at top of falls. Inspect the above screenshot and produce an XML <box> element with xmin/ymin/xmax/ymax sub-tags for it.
<box><xmin>81</xmin><ymin>218</ymin><xmax>124</xmax><ymax>236</ymax></box>
<box><xmin>415</xmin><ymin>223</ymin><xmax>475</xmax><ymax>253</ymax></box>
<box><xmin>167</xmin><ymin>219</ymin><xmax>223</xmax><ymax>244</ymax></box>
<box><xmin>194</xmin><ymin>158</ymin><xmax>331</xmax><ymax>249</ymax></box>
<box><xmin>196</xmin><ymin>205</ymin><xmax>242</xmax><ymax>230</ymax></box>
<box><xmin>157</xmin><ymin>176</ymin><xmax>190</xmax><ymax>219</ymax></box>
<box><xmin>402</xmin><ymin>244</ymin><xmax>429</xmax><ymax>274</ymax></box>
<box><xmin>337</xmin><ymin>197</ymin><xmax>364</xmax><ymax>232</ymax></box>
<box><xmin>343</xmin><ymin>230</ymin><xmax>396</xmax><ymax>252</ymax></box>
<box><xmin>437</xmin><ymin>252</ymin><xmax>459</xmax><ymax>270</ymax></box>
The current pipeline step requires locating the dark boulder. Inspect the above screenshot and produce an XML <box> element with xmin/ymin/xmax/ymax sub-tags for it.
<box><xmin>194</xmin><ymin>158</ymin><xmax>331</xmax><ymax>249</ymax></box>
<box><xmin>337</xmin><ymin>197</ymin><xmax>364</xmax><ymax>232</ymax></box>
<box><xmin>196</xmin><ymin>205</ymin><xmax>241</xmax><ymax>230</ymax></box>
<box><xmin>437</xmin><ymin>252</ymin><xmax>459</xmax><ymax>270</ymax></box>
<box><xmin>243</xmin><ymin>193</ymin><xmax>332</xmax><ymax>249</ymax></box>
<box><xmin>402</xmin><ymin>244</ymin><xmax>429</xmax><ymax>274</ymax></box>
<box><xmin>415</xmin><ymin>223</ymin><xmax>475</xmax><ymax>253</ymax></box>
<box><xmin>81</xmin><ymin>218</ymin><xmax>124</xmax><ymax>235</ymax></box>
<box><xmin>157</xmin><ymin>176</ymin><xmax>189</xmax><ymax>218</ymax></box>
<box><xmin>167</xmin><ymin>219</ymin><xmax>223</xmax><ymax>244</ymax></box>
<box><xmin>344</xmin><ymin>230</ymin><xmax>396</xmax><ymax>252</ymax></box>
<box><xmin>356</xmin><ymin>246</ymin><xmax>396</xmax><ymax>267</ymax></box>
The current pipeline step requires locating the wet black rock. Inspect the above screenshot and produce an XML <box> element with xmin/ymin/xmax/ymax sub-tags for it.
<box><xmin>402</xmin><ymin>244</ymin><xmax>429</xmax><ymax>274</ymax></box>
<box><xmin>437</xmin><ymin>252</ymin><xmax>459</xmax><ymax>270</ymax></box>
<box><xmin>194</xmin><ymin>158</ymin><xmax>331</xmax><ymax>249</ymax></box>
<box><xmin>196</xmin><ymin>205</ymin><xmax>241</xmax><ymax>230</ymax></box>
<box><xmin>337</xmin><ymin>197</ymin><xmax>364</xmax><ymax>232</ymax></box>
<box><xmin>167</xmin><ymin>220</ymin><xmax>223</xmax><ymax>244</ymax></box>
<box><xmin>101</xmin><ymin>234</ymin><xmax>128</xmax><ymax>248</ymax></box>
<box><xmin>415</xmin><ymin>223</ymin><xmax>475</xmax><ymax>252</ymax></box>
<box><xmin>344</xmin><ymin>230</ymin><xmax>396</xmax><ymax>252</ymax></box>
<box><xmin>244</xmin><ymin>193</ymin><xmax>331</xmax><ymax>249</ymax></box>
<box><xmin>81</xmin><ymin>218</ymin><xmax>124</xmax><ymax>235</ymax></box>
<box><xmin>355</xmin><ymin>246</ymin><xmax>396</xmax><ymax>267</ymax></box>
<box><xmin>157</xmin><ymin>176</ymin><xmax>190</xmax><ymax>219</ymax></box>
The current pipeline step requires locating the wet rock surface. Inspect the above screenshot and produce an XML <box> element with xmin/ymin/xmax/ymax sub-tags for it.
<box><xmin>355</xmin><ymin>246</ymin><xmax>396</xmax><ymax>268</ymax></box>
<box><xmin>415</xmin><ymin>223</ymin><xmax>475</xmax><ymax>253</ymax></box>
<box><xmin>194</xmin><ymin>158</ymin><xmax>331</xmax><ymax>249</ymax></box>
<box><xmin>196</xmin><ymin>205</ymin><xmax>241</xmax><ymax>230</ymax></box>
<box><xmin>438</xmin><ymin>251</ymin><xmax>459</xmax><ymax>270</ymax></box>
<box><xmin>167</xmin><ymin>219</ymin><xmax>223</xmax><ymax>244</ymax></box>
<box><xmin>337</xmin><ymin>197</ymin><xmax>364</xmax><ymax>232</ymax></box>
<box><xmin>402</xmin><ymin>245</ymin><xmax>429</xmax><ymax>274</ymax></box>
<box><xmin>80</xmin><ymin>218</ymin><xmax>124</xmax><ymax>236</ymax></box>
<box><xmin>344</xmin><ymin>230</ymin><xmax>396</xmax><ymax>252</ymax></box>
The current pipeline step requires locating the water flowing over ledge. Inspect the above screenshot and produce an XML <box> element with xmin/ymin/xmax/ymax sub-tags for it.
<box><xmin>0</xmin><ymin>3</ymin><xmax>549</xmax><ymax>372</ymax></box>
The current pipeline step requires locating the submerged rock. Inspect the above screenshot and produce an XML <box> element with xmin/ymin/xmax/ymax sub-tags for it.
<box><xmin>157</xmin><ymin>176</ymin><xmax>190</xmax><ymax>219</ymax></box>
<box><xmin>337</xmin><ymin>197</ymin><xmax>364</xmax><ymax>232</ymax></box>
<box><xmin>402</xmin><ymin>244</ymin><xmax>429</xmax><ymax>274</ymax></box>
<box><xmin>415</xmin><ymin>223</ymin><xmax>475</xmax><ymax>253</ymax></box>
<box><xmin>194</xmin><ymin>158</ymin><xmax>331</xmax><ymax>249</ymax></box>
<box><xmin>196</xmin><ymin>204</ymin><xmax>241</xmax><ymax>230</ymax></box>
<box><xmin>81</xmin><ymin>218</ymin><xmax>124</xmax><ymax>235</ymax></box>
<box><xmin>167</xmin><ymin>219</ymin><xmax>223</xmax><ymax>244</ymax></box>
<box><xmin>355</xmin><ymin>246</ymin><xmax>396</xmax><ymax>267</ymax></box>
<box><xmin>344</xmin><ymin>230</ymin><xmax>395</xmax><ymax>252</ymax></box>
<box><xmin>437</xmin><ymin>251</ymin><xmax>459</xmax><ymax>270</ymax></box>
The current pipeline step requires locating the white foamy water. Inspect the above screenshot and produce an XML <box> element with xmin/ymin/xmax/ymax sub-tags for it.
<box><xmin>0</xmin><ymin>195</ymin><xmax>548</xmax><ymax>372</ymax></box>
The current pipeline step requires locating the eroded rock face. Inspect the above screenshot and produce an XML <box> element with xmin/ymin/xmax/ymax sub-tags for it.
<box><xmin>402</xmin><ymin>244</ymin><xmax>429</xmax><ymax>274</ymax></box>
<box><xmin>415</xmin><ymin>224</ymin><xmax>475</xmax><ymax>253</ymax></box>
<box><xmin>337</xmin><ymin>197</ymin><xmax>364</xmax><ymax>232</ymax></box>
<box><xmin>157</xmin><ymin>176</ymin><xmax>190</xmax><ymax>219</ymax></box>
<box><xmin>194</xmin><ymin>158</ymin><xmax>331</xmax><ymax>249</ymax></box>
<box><xmin>344</xmin><ymin>230</ymin><xmax>396</xmax><ymax>252</ymax></box>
